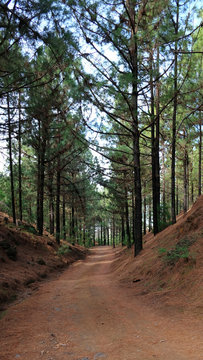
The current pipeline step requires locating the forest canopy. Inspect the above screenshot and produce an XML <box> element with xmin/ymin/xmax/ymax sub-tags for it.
<box><xmin>0</xmin><ymin>0</ymin><xmax>202</xmax><ymax>256</ymax></box>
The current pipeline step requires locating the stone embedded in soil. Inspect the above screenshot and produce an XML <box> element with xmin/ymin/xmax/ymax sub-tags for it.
<box><xmin>94</xmin><ymin>353</ymin><xmax>106</xmax><ymax>359</ymax></box>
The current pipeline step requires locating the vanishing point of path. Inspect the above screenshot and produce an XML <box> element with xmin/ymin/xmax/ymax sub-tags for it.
<box><xmin>0</xmin><ymin>247</ymin><xmax>202</xmax><ymax>360</ymax></box>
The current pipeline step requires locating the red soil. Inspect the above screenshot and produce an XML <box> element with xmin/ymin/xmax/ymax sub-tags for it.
<box><xmin>0</xmin><ymin>196</ymin><xmax>202</xmax><ymax>359</ymax></box>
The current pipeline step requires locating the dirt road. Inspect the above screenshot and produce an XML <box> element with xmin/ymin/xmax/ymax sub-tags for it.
<box><xmin>0</xmin><ymin>247</ymin><xmax>202</xmax><ymax>360</ymax></box>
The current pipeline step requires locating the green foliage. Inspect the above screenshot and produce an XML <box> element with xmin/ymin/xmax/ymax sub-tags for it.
<box><xmin>158</xmin><ymin>203</ymin><xmax>172</xmax><ymax>232</ymax></box>
<box><xmin>159</xmin><ymin>235</ymin><xmax>197</xmax><ymax>266</ymax></box>
<box><xmin>57</xmin><ymin>243</ymin><xmax>71</xmax><ymax>256</ymax></box>
<box><xmin>18</xmin><ymin>223</ymin><xmax>38</xmax><ymax>235</ymax></box>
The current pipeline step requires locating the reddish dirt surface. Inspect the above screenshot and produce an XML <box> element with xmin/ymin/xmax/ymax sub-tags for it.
<box><xmin>0</xmin><ymin>213</ymin><xmax>87</xmax><ymax>306</ymax></box>
<box><xmin>113</xmin><ymin>196</ymin><xmax>203</xmax><ymax>317</ymax></box>
<box><xmin>0</xmin><ymin>246</ymin><xmax>202</xmax><ymax>360</ymax></box>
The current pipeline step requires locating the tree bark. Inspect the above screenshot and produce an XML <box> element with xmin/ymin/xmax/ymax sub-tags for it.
<box><xmin>7</xmin><ymin>94</ymin><xmax>16</xmax><ymax>225</ymax></box>
<box><xmin>199</xmin><ymin>112</ymin><xmax>202</xmax><ymax>196</ymax></box>
<box><xmin>127</xmin><ymin>0</ymin><xmax>142</xmax><ymax>255</ymax></box>
<box><xmin>124</xmin><ymin>172</ymin><xmax>131</xmax><ymax>248</ymax></box>
<box><xmin>183</xmin><ymin>147</ymin><xmax>189</xmax><ymax>213</ymax></box>
<box><xmin>150</xmin><ymin>49</ymin><xmax>159</xmax><ymax>235</ymax></box>
<box><xmin>121</xmin><ymin>214</ymin><xmax>125</xmax><ymax>246</ymax></box>
<box><xmin>155</xmin><ymin>45</ymin><xmax>160</xmax><ymax>229</ymax></box>
<box><xmin>143</xmin><ymin>182</ymin><xmax>146</xmax><ymax>235</ymax></box>
<box><xmin>48</xmin><ymin>173</ymin><xmax>54</xmax><ymax>235</ymax></box>
<box><xmin>37</xmin><ymin>119</ymin><xmax>46</xmax><ymax>236</ymax></box>
<box><xmin>171</xmin><ymin>0</ymin><xmax>179</xmax><ymax>224</ymax></box>
<box><xmin>18</xmin><ymin>92</ymin><xmax>22</xmax><ymax>221</ymax></box>
<box><xmin>112</xmin><ymin>214</ymin><xmax>115</xmax><ymax>249</ymax></box>
<box><xmin>63</xmin><ymin>192</ymin><xmax>66</xmax><ymax>240</ymax></box>
<box><xmin>56</xmin><ymin>155</ymin><xmax>61</xmax><ymax>244</ymax></box>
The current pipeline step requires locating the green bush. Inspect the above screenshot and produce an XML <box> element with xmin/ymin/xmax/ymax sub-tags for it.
<box><xmin>57</xmin><ymin>243</ymin><xmax>71</xmax><ymax>256</ymax></box>
<box><xmin>159</xmin><ymin>235</ymin><xmax>197</xmax><ymax>266</ymax></box>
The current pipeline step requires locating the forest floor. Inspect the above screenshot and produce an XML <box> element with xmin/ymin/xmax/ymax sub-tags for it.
<box><xmin>0</xmin><ymin>245</ymin><xmax>202</xmax><ymax>360</ymax></box>
<box><xmin>0</xmin><ymin>196</ymin><xmax>202</xmax><ymax>359</ymax></box>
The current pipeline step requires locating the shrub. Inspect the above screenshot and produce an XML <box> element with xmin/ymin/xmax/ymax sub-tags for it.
<box><xmin>159</xmin><ymin>235</ymin><xmax>197</xmax><ymax>266</ymax></box>
<box><xmin>57</xmin><ymin>243</ymin><xmax>71</xmax><ymax>256</ymax></box>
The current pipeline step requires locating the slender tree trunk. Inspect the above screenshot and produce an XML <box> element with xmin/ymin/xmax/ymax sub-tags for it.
<box><xmin>124</xmin><ymin>172</ymin><xmax>131</xmax><ymax>248</ymax></box>
<box><xmin>162</xmin><ymin>149</ymin><xmax>166</xmax><ymax>224</ymax></box>
<box><xmin>191</xmin><ymin>162</ymin><xmax>194</xmax><ymax>204</ymax></box>
<box><xmin>103</xmin><ymin>223</ymin><xmax>106</xmax><ymax>245</ymax></box>
<box><xmin>38</xmin><ymin>150</ymin><xmax>45</xmax><ymax>235</ymax></box>
<box><xmin>112</xmin><ymin>214</ymin><xmax>115</xmax><ymax>249</ymax></box>
<box><xmin>183</xmin><ymin>132</ymin><xmax>188</xmax><ymax>213</ymax></box>
<box><xmin>150</xmin><ymin>50</ymin><xmax>159</xmax><ymax>235</ymax></box>
<box><xmin>199</xmin><ymin>112</ymin><xmax>202</xmax><ymax>196</ymax></box>
<box><xmin>131</xmin><ymin>188</ymin><xmax>135</xmax><ymax>244</ymax></box>
<box><xmin>148</xmin><ymin>198</ymin><xmax>152</xmax><ymax>232</ymax></box>
<box><xmin>143</xmin><ymin>182</ymin><xmax>146</xmax><ymax>235</ymax></box>
<box><xmin>155</xmin><ymin>45</ymin><xmax>160</xmax><ymax>228</ymax></box>
<box><xmin>37</xmin><ymin>120</ymin><xmax>46</xmax><ymax>236</ymax></box>
<box><xmin>63</xmin><ymin>192</ymin><xmax>66</xmax><ymax>240</ymax></box>
<box><xmin>18</xmin><ymin>92</ymin><xmax>22</xmax><ymax>221</ymax></box>
<box><xmin>121</xmin><ymin>214</ymin><xmax>125</xmax><ymax>246</ymax></box>
<box><xmin>171</xmin><ymin>0</ymin><xmax>179</xmax><ymax>224</ymax></box>
<box><xmin>71</xmin><ymin>199</ymin><xmax>75</xmax><ymax>238</ymax></box>
<box><xmin>83</xmin><ymin>216</ymin><xmax>86</xmax><ymax>246</ymax></box>
<box><xmin>107</xmin><ymin>225</ymin><xmax>109</xmax><ymax>246</ymax></box>
<box><xmin>56</xmin><ymin>155</ymin><xmax>61</xmax><ymax>244</ymax></box>
<box><xmin>176</xmin><ymin>181</ymin><xmax>179</xmax><ymax>216</ymax></box>
<box><xmin>100</xmin><ymin>222</ymin><xmax>103</xmax><ymax>245</ymax></box>
<box><xmin>49</xmin><ymin>173</ymin><xmax>54</xmax><ymax>235</ymax></box>
<box><xmin>93</xmin><ymin>220</ymin><xmax>96</xmax><ymax>246</ymax></box>
<box><xmin>7</xmin><ymin>94</ymin><xmax>16</xmax><ymax>224</ymax></box>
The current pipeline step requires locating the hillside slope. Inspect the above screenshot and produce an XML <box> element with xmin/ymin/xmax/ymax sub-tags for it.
<box><xmin>112</xmin><ymin>195</ymin><xmax>203</xmax><ymax>316</ymax></box>
<box><xmin>0</xmin><ymin>213</ymin><xmax>87</xmax><ymax>308</ymax></box>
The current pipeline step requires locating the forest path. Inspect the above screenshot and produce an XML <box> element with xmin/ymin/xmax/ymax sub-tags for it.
<box><xmin>0</xmin><ymin>246</ymin><xmax>202</xmax><ymax>360</ymax></box>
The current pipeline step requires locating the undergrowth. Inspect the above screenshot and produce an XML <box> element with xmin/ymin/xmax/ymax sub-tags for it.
<box><xmin>159</xmin><ymin>235</ymin><xmax>197</xmax><ymax>266</ymax></box>
<box><xmin>57</xmin><ymin>243</ymin><xmax>71</xmax><ymax>256</ymax></box>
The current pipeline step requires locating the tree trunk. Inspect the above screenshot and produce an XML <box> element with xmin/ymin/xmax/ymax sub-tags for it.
<box><xmin>107</xmin><ymin>225</ymin><xmax>109</xmax><ymax>246</ymax></box>
<box><xmin>155</xmin><ymin>45</ymin><xmax>160</xmax><ymax>229</ymax></box>
<box><xmin>131</xmin><ymin>188</ymin><xmax>135</xmax><ymax>244</ymax></box>
<box><xmin>199</xmin><ymin>112</ymin><xmax>202</xmax><ymax>196</ymax></box>
<box><xmin>126</xmin><ymin>0</ymin><xmax>142</xmax><ymax>256</ymax></box>
<box><xmin>71</xmin><ymin>199</ymin><xmax>75</xmax><ymax>239</ymax></box>
<box><xmin>93</xmin><ymin>220</ymin><xmax>96</xmax><ymax>246</ymax></box>
<box><xmin>112</xmin><ymin>214</ymin><xmax>115</xmax><ymax>249</ymax></box>
<box><xmin>56</xmin><ymin>155</ymin><xmax>61</xmax><ymax>244</ymax></box>
<box><xmin>143</xmin><ymin>182</ymin><xmax>146</xmax><ymax>235</ymax></box>
<box><xmin>162</xmin><ymin>148</ymin><xmax>166</xmax><ymax>224</ymax></box>
<box><xmin>18</xmin><ymin>92</ymin><xmax>22</xmax><ymax>221</ymax></box>
<box><xmin>83</xmin><ymin>216</ymin><xmax>86</xmax><ymax>246</ymax></box>
<box><xmin>37</xmin><ymin>120</ymin><xmax>46</xmax><ymax>236</ymax></box>
<box><xmin>103</xmin><ymin>223</ymin><xmax>106</xmax><ymax>245</ymax></box>
<box><xmin>7</xmin><ymin>94</ymin><xmax>16</xmax><ymax>225</ymax></box>
<box><xmin>48</xmin><ymin>173</ymin><xmax>54</xmax><ymax>235</ymax></box>
<box><xmin>124</xmin><ymin>172</ymin><xmax>131</xmax><ymax>248</ymax></box>
<box><xmin>183</xmin><ymin>150</ymin><xmax>189</xmax><ymax>213</ymax></box>
<box><xmin>148</xmin><ymin>198</ymin><xmax>152</xmax><ymax>232</ymax></box>
<box><xmin>150</xmin><ymin>49</ymin><xmax>159</xmax><ymax>235</ymax></box>
<box><xmin>121</xmin><ymin>214</ymin><xmax>125</xmax><ymax>246</ymax></box>
<box><xmin>63</xmin><ymin>192</ymin><xmax>66</xmax><ymax>240</ymax></box>
<box><xmin>171</xmin><ymin>0</ymin><xmax>179</xmax><ymax>224</ymax></box>
<box><xmin>176</xmin><ymin>182</ymin><xmax>179</xmax><ymax>216</ymax></box>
